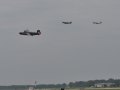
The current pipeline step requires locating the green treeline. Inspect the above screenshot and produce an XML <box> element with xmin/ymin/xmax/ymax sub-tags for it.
<box><xmin>0</xmin><ymin>78</ymin><xmax>120</xmax><ymax>89</ymax></box>
<box><xmin>68</xmin><ymin>78</ymin><xmax>120</xmax><ymax>87</ymax></box>
<box><xmin>35</xmin><ymin>78</ymin><xmax>120</xmax><ymax>88</ymax></box>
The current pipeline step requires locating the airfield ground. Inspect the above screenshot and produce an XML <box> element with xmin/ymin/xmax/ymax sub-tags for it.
<box><xmin>37</xmin><ymin>88</ymin><xmax>120</xmax><ymax>90</ymax></box>
<box><xmin>85</xmin><ymin>88</ymin><xmax>120</xmax><ymax>90</ymax></box>
<box><xmin>67</xmin><ymin>88</ymin><xmax>120</xmax><ymax>90</ymax></box>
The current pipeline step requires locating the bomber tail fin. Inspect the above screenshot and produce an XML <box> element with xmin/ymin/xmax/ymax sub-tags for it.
<box><xmin>37</xmin><ymin>30</ymin><xmax>41</xmax><ymax>35</ymax></box>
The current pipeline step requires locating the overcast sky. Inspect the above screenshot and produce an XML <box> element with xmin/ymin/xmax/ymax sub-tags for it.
<box><xmin>0</xmin><ymin>0</ymin><xmax>120</xmax><ymax>85</ymax></box>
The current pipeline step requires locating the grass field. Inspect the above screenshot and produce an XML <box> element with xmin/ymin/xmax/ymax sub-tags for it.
<box><xmin>38</xmin><ymin>88</ymin><xmax>120</xmax><ymax>90</ymax></box>
<box><xmin>85</xmin><ymin>88</ymin><xmax>120</xmax><ymax>90</ymax></box>
<box><xmin>57</xmin><ymin>88</ymin><xmax>120</xmax><ymax>90</ymax></box>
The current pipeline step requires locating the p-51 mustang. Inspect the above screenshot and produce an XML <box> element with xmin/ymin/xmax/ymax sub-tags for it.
<box><xmin>19</xmin><ymin>29</ymin><xmax>41</xmax><ymax>36</ymax></box>
<box><xmin>62</xmin><ymin>21</ymin><xmax>72</xmax><ymax>24</ymax></box>
<box><xmin>93</xmin><ymin>21</ymin><xmax>102</xmax><ymax>24</ymax></box>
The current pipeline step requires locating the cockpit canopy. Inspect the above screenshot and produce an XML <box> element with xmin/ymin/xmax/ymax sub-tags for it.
<box><xmin>24</xmin><ymin>29</ymin><xmax>29</xmax><ymax>33</ymax></box>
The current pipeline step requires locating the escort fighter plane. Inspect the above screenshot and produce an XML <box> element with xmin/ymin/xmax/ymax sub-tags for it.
<box><xmin>62</xmin><ymin>21</ymin><xmax>72</xmax><ymax>24</ymax></box>
<box><xmin>93</xmin><ymin>21</ymin><xmax>102</xmax><ymax>24</ymax></box>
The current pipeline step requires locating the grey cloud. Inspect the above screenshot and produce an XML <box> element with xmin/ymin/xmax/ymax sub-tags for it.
<box><xmin>0</xmin><ymin>0</ymin><xmax>120</xmax><ymax>85</ymax></box>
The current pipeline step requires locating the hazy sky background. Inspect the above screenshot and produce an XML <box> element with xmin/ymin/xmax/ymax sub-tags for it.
<box><xmin>0</xmin><ymin>0</ymin><xmax>120</xmax><ymax>85</ymax></box>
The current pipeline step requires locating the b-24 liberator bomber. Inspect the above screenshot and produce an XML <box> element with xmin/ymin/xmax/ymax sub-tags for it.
<box><xmin>19</xmin><ymin>29</ymin><xmax>41</xmax><ymax>36</ymax></box>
